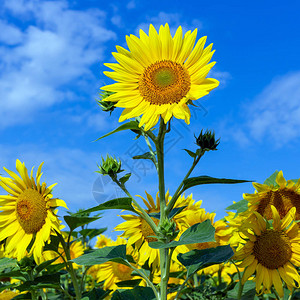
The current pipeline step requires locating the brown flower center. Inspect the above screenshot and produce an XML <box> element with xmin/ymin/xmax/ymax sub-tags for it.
<box><xmin>139</xmin><ymin>60</ymin><xmax>191</xmax><ymax>105</ymax></box>
<box><xmin>257</xmin><ymin>188</ymin><xmax>300</xmax><ymax>220</ymax></box>
<box><xmin>253</xmin><ymin>229</ymin><xmax>292</xmax><ymax>269</ymax></box>
<box><xmin>111</xmin><ymin>262</ymin><xmax>132</xmax><ymax>281</ymax></box>
<box><xmin>16</xmin><ymin>189</ymin><xmax>47</xmax><ymax>234</ymax></box>
<box><xmin>141</xmin><ymin>218</ymin><xmax>159</xmax><ymax>243</ymax></box>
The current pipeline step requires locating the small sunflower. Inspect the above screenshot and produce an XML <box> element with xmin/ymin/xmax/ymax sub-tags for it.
<box><xmin>0</xmin><ymin>160</ymin><xmax>67</xmax><ymax>263</ymax></box>
<box><xmin>115</xmin><ymin>191</ymin><xmax>198</xmax><ymax>269</ymax></box>
<box><xmin>101</xmin><ymin>23</ymin><xmax>219</xmax><ymax>130</ymax></box>
<box><xmin>95</xmin><ymin>234</ymin><xmax>113</xmax><ymax>249</ymax></box>
<box><xmin>244</xmin><ymin>170</ymin><xmax>300</xmax><ymax>220</ymax></box>
<box><xmin>235</xmin><ymin>206</ymin><xmax>300</xmax><ymax>297</ymax></box>
<box><xmin>97</xmin><ymin>237</ymin><xmax>141</xmax><ymax>291</ymax></box>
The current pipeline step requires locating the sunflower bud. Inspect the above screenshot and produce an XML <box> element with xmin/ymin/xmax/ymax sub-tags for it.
<box><xmin>98</xmin><ymin>91</ymin><xmax>116</xmax><ymax>114</ymax></box>
<box><xmin>158</xmin><ymin>219</ymin><xmax>179</xmax><ymax>242</ymax></box>
<box><xmin>97</xmin><ymin>155</ymin><xmax>123</xmax><ymax>178</ymax></box>
<box><xmin>195</xmin><ymin>129</ymin><xmax>220</xmax><ymax>152</ymax></box>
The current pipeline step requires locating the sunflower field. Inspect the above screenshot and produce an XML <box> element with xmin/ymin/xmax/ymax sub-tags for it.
<box><xmin>1</xmin><ymin>23</ymin><xmax>300</xmax><ymax>300</ymax></box>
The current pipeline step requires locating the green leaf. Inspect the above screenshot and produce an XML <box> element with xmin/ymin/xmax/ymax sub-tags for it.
<box><xmin>64</xmin><ymin>215</ymin><xmax>100</xmax><ymax>232</ymax></box>
<box><xmin>263</xmin><ymin>170</ymin><xmax>279</xmax><ymax>186</ymax></box>
<box><xmin>79</xmin><ymin>228</ymin><xmax>107</xmax><ymax>240</ymax></box>
<box><xmin>74</xmin><ymin>198</ymin><xmax>136</xmax><ymax>215</ymax></box>
<box><xmin>111</xmin><ymin>286</ymin><xmax>156</xmax><ymax>300</ymax></box>
<box><xmin>183</xmin><ymin>149</ymin><xmax>197</xmax><ymax>158</ymax></box>
<box><xmin>10</xmin><ymin>293</ymin><xmax>32</xmax><ymax>299</ymax></box>
<box><xmin>226</xmin><ymin>199</ymin><xmax>249</xmax><ymax>214</ymax></box>
<box><xmin>116</xmin><ymin>279</ymin><xmax>142</xmax><ymax>288</ymax></box>
<box><xmin>82</xmin><ymin>288</ymin><xmax>110</xmax><ymax>300</ymax></box>
<box><xmin>177</xmin><ymin>245</ymin><xmax>234</xmax><ymax>277</ymax></box>
<box><xmin>34</xmin><ymin>256</ymin><xmax>59</xmax><ymax>274</ymax></box>
<box><xmin>95</xmin><ymin>121</ymin><xmax>141</xmax><ymax>141</ymax></box>
<box><xmin>72</xmin><ymin>245</ymin><xmax>127</xmax><ymax>266</ymax></box>
<box><xmin>0</xmin><ymin>257</ymin><xmax>18</xmax><ymax>272</ymax></box>
<box><xmin>227</xmin><ymin>280</ymin><xmax>256</xmax><ymax>299</ymax></box>
<box><xmin>149</xmin><ymin>220</ymin><xmax>215</xmax><ymax>249</ymax></box>
<box><xmin>119</xmin><ymin>173</ymin><xmax>131</xmax><ymax>185</ymax></box>
<box><xmin>181</xmin><ymin>176</ymin><xmax>251</xmax><ymax>193</ymax></box>
<box><xmin>43</xmin><ymin>234</ymin><xmax>61</xmax><ymax>252</ymax></box>
<box><xmin>17</xmin><ymin>273</ymin><xmax>61</xmax><ymax>291</ymax></box>
<box><xmin>149</xmin><ymin>206</ymin><xmax>187</xmax><ymax>220</ymax></box>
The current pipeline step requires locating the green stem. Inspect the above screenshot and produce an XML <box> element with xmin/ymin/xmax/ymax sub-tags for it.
<box><xmin>127</xmin><ymin>261</ymin><xmax>159</xmax><ymax>299</ymax></box>
<box><xmin>113</xmin><ymin>179</ymin><xmax>159</xmax><ymax>235</ymax></box>
<box><xmin>29</xmin><ymin>270</ymin><xmax>38</xmax><ymax>300</ymax></box>
<box><xmin>58</xmin><ymin>233</ymin><xmax>82</xmax><ymax>300</ymax></box>
<box><xmin>166</xmin><ymin>151</ymin><xmax>203</xmax><ymax>215</ymax></box>
<box><xmin>155</xmin><ymin>119</ymin><xmax>169</xmax><ymax>300</ymax></box>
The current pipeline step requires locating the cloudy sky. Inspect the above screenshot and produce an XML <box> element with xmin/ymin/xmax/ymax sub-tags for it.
<box><xmin>1</xmin><ymin>0</ymin><xmax>300</xmax><ymax>238</ymax></box>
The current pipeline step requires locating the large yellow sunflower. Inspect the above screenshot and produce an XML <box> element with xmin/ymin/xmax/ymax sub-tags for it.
<box><xmin>96</xmin><ymin>237</ymin><xmax>141</xmax><ymax>291</ymax></box>
<box><xmin>101</xmin><ymin>23</ymin><xmax>219</xmax><ymax>130</ymax></box>
<box><xmin>0</xmin><ymin>160</ymin><xmax>67</xmax><ymax>263</ymax></box>
<box><xmin>244</xmin><ymin>170</ymin><xmax>300</xmax><ymax>220</ymax></box>
<box><xmin>235</xmin><ymin>206</ymin><xmax>300</xmax><ymax>297</ymax></box>
<box><xmin>114</xmin><ymin>191</ymin><xmax>199</xmax><ymax>270</ymax></box>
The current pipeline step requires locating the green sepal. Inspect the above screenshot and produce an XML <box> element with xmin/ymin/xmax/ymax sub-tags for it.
<box><xmin>226</xmin><ymin>199</ymin><xmax>249</xmax><ymax>214</ymax></box>
<box><xmin>148</xmin><ymin>206</ymin><xmax>187</xmax><ymax>220</ymax></box>
<box><xmin>149</xmin><ymin>220</ymin><xmax>215</xmax><ymax>249</ymax></box>
<box><xmin>177</xmin><ymin>245</ymin><xmax>234</xmax><ymax>277</ymax></box>
<box><xmin>181</xmin><ymin>176</ymin><xmax>251</xmax><ymax>193</ymax></box>
<box><xmin>119</xmin><ymin>173</ymin><xmax>131</xmax><ymax>185</ymax></box>
<box><xmin>263</xmin><ymin>170</ymin><xmax>279</xmax><ymax>186</ymax></box>
<box><xmin>74</xmin><ymin>198</ymin><xmax>137</xmax><ymax>215</ymax></box>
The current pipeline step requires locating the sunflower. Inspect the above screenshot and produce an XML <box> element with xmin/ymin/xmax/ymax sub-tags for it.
<box><xmin>235</xmin><ymin>205</ymin><xmax>300</xmax><ymax>297</ymax></box>
<box><xmin>43</xmin><ymin>233</ymin><xmax>84</xmax><ymax>269</ymax></box>
<box><xmin>114</xmin><ymin>191</ymin><xmax>198</xmax><ymax>270</ymax></box>
<box><xmin>0</xmin><ymin>160</ymin><xmax>67</xmax><ymax>263</ymax></box>
<box><xmin>97</xmin><ymin>237</ymin><xmax>141</xmax><ymax>291</ymax></box>
<box><xmin>244</xmin><ymin>170</ymin><xmax>300</xmax><ymax>220</ymax></box>
<box><xmin>101</xmin><ymin>23</ymin><xmax>219</xmax><ymax>130</ymax></box>
<box><xmin>0</xmin><ymin>290</ymin><xmax>19</xmax><ymax>300</ymax></box>
<box><xmin>95</xmin><ymin>234</ymin><xmax>113</xmax><ymax>249</ymax></box>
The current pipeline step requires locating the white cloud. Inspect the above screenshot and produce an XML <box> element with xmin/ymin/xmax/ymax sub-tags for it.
<box><xmin>246</xmin><ymin>72</ymin><xmax>300</xmax><ymax>145</ymax></box>
<box><xmin>126</xmin><ymin>0</ymin><xmax>136</xmax><ymax>9</ymax></box>
<box><xmin>0</xmin><ymin>0</ymin><xmax>116</xmax><ymax>128</ymax></box>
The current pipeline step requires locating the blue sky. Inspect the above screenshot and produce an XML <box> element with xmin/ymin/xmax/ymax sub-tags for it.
<box><xmin>1</xmin><ymin>0</ymin><xmax>300</xmax><ymax>238</ymax></box>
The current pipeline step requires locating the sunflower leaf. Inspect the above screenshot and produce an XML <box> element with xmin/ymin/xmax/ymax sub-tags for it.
<box><xmin>74</xmin><ymin>198</ymin><xmax>137</xmax><ymax>215</ymax></box>
<box><xmin>149</xmin><ymin>220</ymin><xmax>215</xmax><ymax>249</ymax></box>
<box><xmin>183</xmin><ymin>149</ymin><xmax>197</xmax><ymax>158</ymax></box>
<box><xmin>226</xmin><ymin>199</ymin><xmax>248</xmax><ymax>214</ymax></box>
<box><xmin>82</xmin><ymin>288</ymin><xmax>110</xmax><ymax>300</ymax></box>
<box><xmin>177</xmin><ymin>245</ymin><xmax>234</xmax><ymax>277</ymax></box>
<box><xmin>111</xmin><ymin>286</ymin><xmax>156</xmax><ymax>300</ymax></box>
<box><xmin>77</xmin><ymin>228</ymin><xmax>107</xmax><ymax>240</ymax></box>
<box><xmin>72</xmin><ymin>245</ymin><xmax>128</xmax><ymax>266</ymax></box>
<box><xmin>95</xmin><ymin>121</ymin><xmax>141</xmax><ymax>141</ymax></box>
<box><xmin>181</xmin><ymin>176</ymin><xmax>251</xmax><ymax>193</ymax></box>
<box><xmin>64</xmin><ymin>215</ymin><xmax>100</xmax><ymax>232</ymax></box>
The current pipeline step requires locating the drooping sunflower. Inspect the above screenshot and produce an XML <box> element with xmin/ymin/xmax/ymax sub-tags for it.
<box><xmin>114</xmin><ymin>191</ymin><xmax>199</xmax><ymax>269</ymax></box>
<box><xmin>244</xmin><ymin>170</ymin><xmax>300</xmax><ymax>220</ymax></box>
<box><xmin>96</xmin><ymin>237</ymin><xmax>141</xmax><ymax>291</ymax></box>
<box><xmin>0</xmin><ymin>160</ymin><xmax>67</xmax><ymax>263</ymax></box>
<box><xmin>235</xmin><ymin>206</ymin><xmax>300</xmax><ymax>297</ymax></box>
<box><xmin>101</xmin><ymin>23</ymin><xmax>219</xmax><ymax>130</ymax></box>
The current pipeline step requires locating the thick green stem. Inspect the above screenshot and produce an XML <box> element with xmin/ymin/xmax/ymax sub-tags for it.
<box><xmin>155</xmin><ymin>119</ymin><xmax>169</xmax><ymax>300</ymax></box>
<box><xmin>166</xmin><ymin>151</ymin><xmax>203</xmax><ymax>215</ymax></box>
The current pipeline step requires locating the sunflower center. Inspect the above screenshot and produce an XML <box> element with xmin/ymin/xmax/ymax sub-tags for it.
<box><xmin>253</xmin><ymin>229</ymin><xmax>292</xmax><ymax>269</ymax></box>
<box><xmin>257</xmin><ymin>188</ymin><xmax>300</xmax><ymax>220</ymax></box>
<box><xmin>139</xmin><ymin>60</ymin><xmax>191</xmax><ymax>105</ymax></box>
<box><xmin>141</xmin><ymin>218</ymin><xmax>159</xmax><ymax>243</ymax></box>
<box><xmin>16</xmin><ymin>189</ymin><xmax>47</xmax><ymax>234</ymax></box>
<box><xmin>111</xmin><ymin>262</ymin><xmax>132</xmax><ymax>281</ymax></box>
